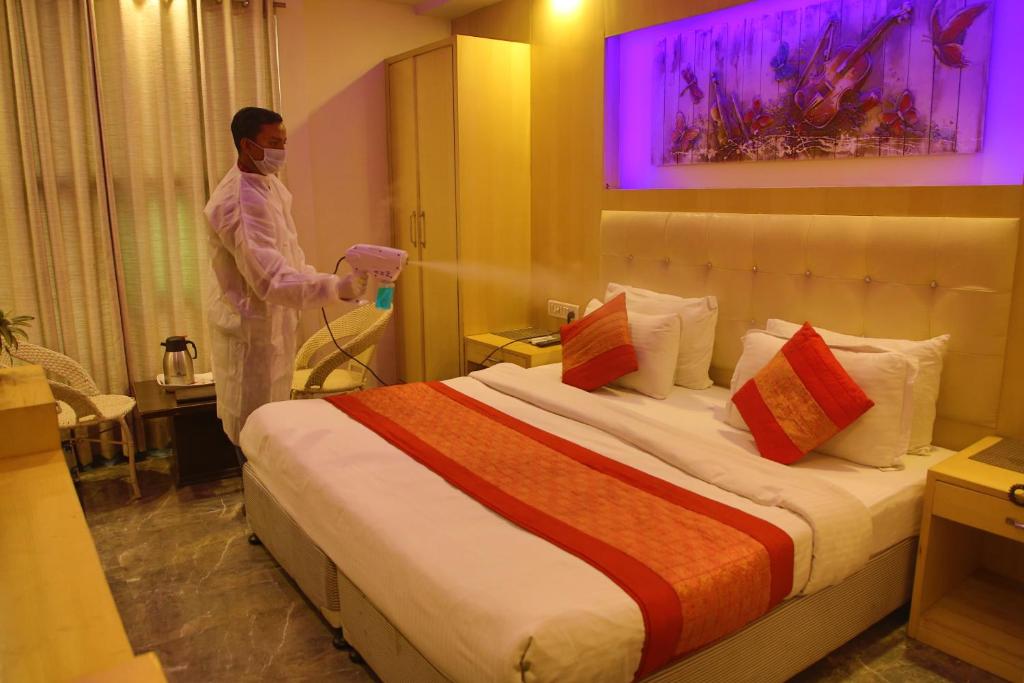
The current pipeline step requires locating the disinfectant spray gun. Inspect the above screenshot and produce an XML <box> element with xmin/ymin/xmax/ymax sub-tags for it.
<box><xmin>344</xmin><ymin>244</ymin><xmax>409</xmax><ymax>310</ymax></box>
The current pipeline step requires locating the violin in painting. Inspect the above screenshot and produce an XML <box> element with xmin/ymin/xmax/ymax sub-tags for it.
<box><xmin>794</xmin><ymin>3</ymin><xmax>914</xmax><ymax>129</ymax></box>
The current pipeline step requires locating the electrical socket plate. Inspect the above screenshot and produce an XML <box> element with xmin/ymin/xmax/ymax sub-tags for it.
<box><xmin>547</xmin><ymin>299</ymin><xmax>580</xmax><ymax>321</ymax></box>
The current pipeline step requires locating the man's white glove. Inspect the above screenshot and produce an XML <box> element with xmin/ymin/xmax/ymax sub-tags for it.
<box><xmin>337</xmin><ymin>272</ymin><xmax>369</xmax><ymax>301</ymax></box>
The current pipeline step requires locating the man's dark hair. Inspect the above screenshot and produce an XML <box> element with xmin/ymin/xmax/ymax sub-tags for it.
<box><xmin>231</xmin><ymin>107</ymin><xmax>283</xmax><ymax>153</ymax></box>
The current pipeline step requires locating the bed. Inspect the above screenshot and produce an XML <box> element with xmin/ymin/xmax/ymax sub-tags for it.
<box><xmin>240</xmin><ymin>210</ymin><xmax>1020</xmax><ymax>683</ymax></box>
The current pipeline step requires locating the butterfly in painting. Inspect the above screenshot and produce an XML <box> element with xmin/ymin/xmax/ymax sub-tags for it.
<box><xmin>679</xmin><ymin>67</ymin><xmax>704</xmax><ymax>105</ymax></box>
<box><xmin>929</xmin><ymin>1</ymin><xmax>989</xmax><ymax>68</ymax></box>
<box><xmin>742</xmin><ymin>99</ymin><xmax>774</xmax><ymax>137</ymax></box>
<box><xmin>879</xmin><ymin>90</ymin><xmax>920</xmax><ymax>136</ymax></box>
<box><xmin>770</xmin><ymin>42</ymin><xmax>798</xmax><ymax>82</ymax></box>
<box><xmin>670</xmin><ymin>112</ymin><xmax>701</xmax><ymax>159</ymax></box>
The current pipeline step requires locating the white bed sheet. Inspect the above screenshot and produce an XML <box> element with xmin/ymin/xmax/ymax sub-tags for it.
<box><xmin>240</xmin><ymin>365</ymin><xmax>949</xmax><ymax>683</ymax></box>
<box><xmin>523</xmin><ymin>364</ymin><xmax>954</xmax><ymax>555</ymax></box>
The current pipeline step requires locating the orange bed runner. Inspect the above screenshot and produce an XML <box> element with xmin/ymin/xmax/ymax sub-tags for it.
<box><xmin>327</xmin><ymin>382</ymin><xmax>793</xmax><ymax>679</ymax></box>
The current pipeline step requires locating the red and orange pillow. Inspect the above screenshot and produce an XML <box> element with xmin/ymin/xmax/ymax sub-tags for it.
<box><xmin>560</xmin><ymin>293</ymin><xmax>638</xmax><ymax>391</ymax></box>
<box><xmin>731</xmin><ymin>323</ymin><xmax>875</xmax><ymax>464</ymax></box>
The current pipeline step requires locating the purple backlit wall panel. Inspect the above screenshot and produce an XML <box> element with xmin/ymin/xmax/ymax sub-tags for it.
<box><xmin>610</xmin><ymin>0</ymin><xmax>1023</xmax><ymax>189</ymax></box>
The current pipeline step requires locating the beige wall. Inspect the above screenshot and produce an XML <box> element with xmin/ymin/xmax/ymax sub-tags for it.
<box><xmin>457</xmin><ymin>0</ymin><xmax>1023</xmax><ymax>316</ymax></box>
<box><xmin>277</xmin><ymin>0</ymin><xmax>450</xmax><ymax>383</ymax></box>
<box><xmin>451</xmin><ymin>0</ymin><xmax>531</xmax><ymax>42</ymax></box>
<box><xmin>454</xmin><ymin>0</ymin><xmax>1024</xmax><ymax>437</ymax></box>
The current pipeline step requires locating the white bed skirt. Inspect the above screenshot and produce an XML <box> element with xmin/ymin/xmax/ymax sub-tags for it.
<box><xmin>242</xmin><ymin>463</ymin><xmax>916</xmax><ymax>683</ymax></box>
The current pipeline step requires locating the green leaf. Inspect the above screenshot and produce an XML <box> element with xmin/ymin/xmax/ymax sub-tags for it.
<box><xmin>11</xmin><ymin>316</ymin><xmax>34</xmax><ymax>324</ymax></box>
<box><xmin>12</xmin><ymin>328</ymin><xmax>28</xmax><ymax>340</ymax></box>
<box><xmin>0</xmin><ymin>328</ymin><xmax>13</xmax><ymax>348</ymax></box>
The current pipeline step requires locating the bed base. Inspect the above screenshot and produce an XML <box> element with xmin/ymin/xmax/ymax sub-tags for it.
<box><xmin>243</xmin><ymin>463</ymin><xmax>917</xmax><ymax>683</ymax></box>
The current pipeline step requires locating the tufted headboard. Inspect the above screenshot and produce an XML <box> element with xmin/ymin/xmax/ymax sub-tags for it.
<box><xmin>600</xmin><ymin>210</ymin><xmax>1020</xmax><ymax>450</ymax></box>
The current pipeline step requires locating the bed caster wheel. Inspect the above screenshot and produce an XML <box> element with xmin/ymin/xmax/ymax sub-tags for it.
<box><xmin>248</xmin><ymin>533</ymin><xmax>262</xmax><ymax>546</ymax></box>
<box><xmin>349</xmin><ymin>650</ymin><xmax>365</xmax><ymax>665</ymax></box>
<box><xmin>332</xmin><ymin>631</ymin><xmax>350</xmax><ymax>650</ymax></box>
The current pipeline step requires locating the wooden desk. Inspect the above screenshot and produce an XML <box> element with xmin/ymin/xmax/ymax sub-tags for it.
<box><xmin>133</xmin><ymin>380</ymin><xmax>238</xmax><ymax>486</ymax></box>
<box><xmin>0</xmin><ymin>366</ymin><xmax>165</xmax><ymax>682</ymax></box>
<box><xmin>908</xmin><ymin>436</ymin><xmax>1024</xmax><ymax>681</ymax></box>
<box><xmin>464</xmin><ymin>333</ymin><xmax>562</xmax><ymax>373</ymax></box>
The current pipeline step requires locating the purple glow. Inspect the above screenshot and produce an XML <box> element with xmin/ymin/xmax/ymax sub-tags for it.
<box><xmin>608</xmin><ymin>0</ymin><xmax>1023</xmax><ymax>189</ymax></box>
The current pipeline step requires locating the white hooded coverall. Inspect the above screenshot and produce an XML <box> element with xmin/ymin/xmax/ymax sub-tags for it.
<box><xmin>204</xmin><ymin>165</ymin><xmax>359</xmax><ymax>444</ymax></box>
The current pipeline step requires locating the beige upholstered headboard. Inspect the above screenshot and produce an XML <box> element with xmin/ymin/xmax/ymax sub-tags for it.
<box><xmin>600</xmin><ymin>210</ymin><xmax>1020</xmax><ymax>450</ymax></box>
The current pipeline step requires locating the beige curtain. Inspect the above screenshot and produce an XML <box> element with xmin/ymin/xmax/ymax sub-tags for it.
<box><xmin>0</xmin><ymin>0</ymin><xmax>129</xmax><ymax>395</ymax></box>
<box><xmin>92</xmin><ymin>0</ymin><xmax>281</xmax><ymax>383</ymax></box>
<box><xmin>1</xmin><ymin>0</ymin><xmax>279</xmax><ymax>459</ymax></box>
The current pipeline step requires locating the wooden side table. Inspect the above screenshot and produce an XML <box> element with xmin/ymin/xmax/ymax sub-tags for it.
<box><xmin>133</xmin><ymin>380</ymin><xmax>239</xmax><ymax>486</ymax></box>
<box><xmin>908</xmin><ymin>436</ymin><xmax>1024</xmax><ymax>680</ymax></box>
<box><xmin>464</xmin><ymin>333</ymin><xmax>562</xmax><ymax>373</ymax></box>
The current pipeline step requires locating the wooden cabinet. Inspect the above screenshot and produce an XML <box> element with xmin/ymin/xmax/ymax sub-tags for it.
<box><xmin>908</xmin><ymin>436</ymin><xmax>1024</xmax><ymax>681</ymax></box>
<box><xmin>386</xmin><ymin>36</ymin><xmax>530</xmax><ymax>382</ymax></box>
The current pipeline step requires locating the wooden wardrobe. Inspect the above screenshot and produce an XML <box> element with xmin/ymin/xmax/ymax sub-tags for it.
<box><xmin>386</xmin><ymin>35</ymin><xmax>530</xmax><ymax>383</ymax></box>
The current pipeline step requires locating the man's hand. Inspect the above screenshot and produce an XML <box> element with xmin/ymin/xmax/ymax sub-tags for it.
<box><xmin>337</xmin><ymin>272</ymin><xmax>369</xmax><ymax>301</ymax></box>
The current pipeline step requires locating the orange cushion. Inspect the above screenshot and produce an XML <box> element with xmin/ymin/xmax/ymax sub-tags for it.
<box><xmin>731</xmin><ymin>323</ymin><xmax>874</xmax><ymax>464</ymax></box>
<box><xmin>560</xmin><ymin>292</ymin><xmax>638</xmax><ymax>391</ymax></box>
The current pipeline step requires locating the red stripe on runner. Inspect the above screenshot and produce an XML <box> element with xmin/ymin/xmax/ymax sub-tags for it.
<box><xmin>430</xmin><ymin>382</ymin><xmax>794</xmax><ymax>605</ymax></box>
<box><xmin>328</xmin><ymin>391</ymin><xmax>681</xmax><ymax>679</ymax></box>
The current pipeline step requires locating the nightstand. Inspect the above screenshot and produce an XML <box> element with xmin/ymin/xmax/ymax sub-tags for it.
<box><xmin>464</xmin><ymin>333</ymin><xmax>562</xmax><ymax>373</ymax></box>
<box><xmin>908</xmin><ymin>436</ymin><xmax>1024</xmax><ymax>680</ymax></box>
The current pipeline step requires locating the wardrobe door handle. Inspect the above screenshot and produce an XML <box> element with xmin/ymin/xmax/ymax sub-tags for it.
<box><xmin>419</xmin><ymin>211</ymin><xmax>427</xmax><ymax>248</ymax></box>
<box><xmin>409</xmin><ymin>211</ymin><xmax>417</xmax><ymax>246</ymax></box>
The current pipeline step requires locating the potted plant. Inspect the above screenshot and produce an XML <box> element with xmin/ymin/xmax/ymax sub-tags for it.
<box><xmin>0</xmin><ymin>310</ymin><xmax>33</xmax><ymax>363</ymax></box>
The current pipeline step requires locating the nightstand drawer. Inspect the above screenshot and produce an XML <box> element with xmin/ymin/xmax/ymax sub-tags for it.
<box><xmin>933</xmin><ymin>481</ymin><xmax>1024</xmax><ymax>544</ymax></box>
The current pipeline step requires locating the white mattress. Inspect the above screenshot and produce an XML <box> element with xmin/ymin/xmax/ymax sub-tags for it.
<box><xmin>240</xmin><ymin>365</ymin><xmax>953</xmax><ymax>683</ymax></box>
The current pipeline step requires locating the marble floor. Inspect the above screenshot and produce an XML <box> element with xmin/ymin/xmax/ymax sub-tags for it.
<box><xmin>80</xmin><ymin>456</ymin><xmax>1003</xmax><ymax>683</ymax></box>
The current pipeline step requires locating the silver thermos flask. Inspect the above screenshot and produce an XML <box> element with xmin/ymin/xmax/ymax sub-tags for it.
<box><xmin>161</xmin><ymin>336</ymin><xmax>197</xmax><ymax>385</ymax></box>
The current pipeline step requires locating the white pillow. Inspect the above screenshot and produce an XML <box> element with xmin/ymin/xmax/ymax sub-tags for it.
<box><xmin>585</xmin><ymin>299</ymin><xmax>680</xmax><ymax>399</ymax></box>
<box><xmin>727</xmin><ymin>330</ymin><xmax>917</xmax><ymax>469</ymax></box>
<box><xmin>604</xmin><ymin>283</ymin><xmax>718</xmax><ymax>390</ymax></box>
<box><xmin>765</xmin><ymin>319</ymin><xmax>948</xmax><ymax>454</ymax></box>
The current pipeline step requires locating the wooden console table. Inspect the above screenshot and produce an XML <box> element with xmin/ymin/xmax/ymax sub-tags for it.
<box><xmin>0</xmin><ymin>365</ymin><xmax>166</xmax><ymax>681</ymax></box>
<box><xmin>133</xmin><ymin>380</ymin><xmax>239</xmax><ymax>486</ymax></box>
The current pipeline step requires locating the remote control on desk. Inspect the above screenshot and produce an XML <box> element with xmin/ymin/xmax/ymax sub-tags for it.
<box><xmin>527</xmin><ymin>334</ymin><xmax>560</xmax><ymax>348</ymax></box>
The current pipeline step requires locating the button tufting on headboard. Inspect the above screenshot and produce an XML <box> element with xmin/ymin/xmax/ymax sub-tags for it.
<box><xmin>600</xmin><ymin>210</ymin><xmax>1021</xmax><ymax>450</ymax></box>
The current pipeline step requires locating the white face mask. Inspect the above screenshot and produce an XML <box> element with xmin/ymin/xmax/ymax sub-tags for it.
<box><xmin>247</xmin><ymin>141</ymin><xmax>286</xmax><ymax>175</ymax></box>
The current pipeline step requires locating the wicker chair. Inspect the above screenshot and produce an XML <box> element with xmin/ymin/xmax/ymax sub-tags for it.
<box><xmin>6</xmin><ymin>343</ymin><xmax>140</xmax><ymax>500</ymax></box>
<box><xmin>291</xmin><ymin>304</ymin><xmax>393</xmax><ymax>399</ymax></box>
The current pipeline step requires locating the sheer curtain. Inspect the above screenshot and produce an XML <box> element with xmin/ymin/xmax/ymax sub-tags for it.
<box><xmin>0</xmin><ymin>0</ymin><xmax>128</xmax><ymax>394</ymax></box>
<box><xmin>1</xmin><ymin>0</ymin><xmax>279</xmax><ymax>459</ymax></box>
<box><xmin>92</xmin><ymin>0</ymin><xmax>280</xmax><ymax>382</ymax></box>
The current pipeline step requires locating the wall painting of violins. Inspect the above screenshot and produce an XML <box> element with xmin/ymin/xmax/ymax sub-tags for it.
<box><xmin>652</xmin><ymin>0</ymin><xmax>994</xmax><ymax>165</ymax></box>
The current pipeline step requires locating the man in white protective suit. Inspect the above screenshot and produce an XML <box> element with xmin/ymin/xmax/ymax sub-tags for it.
<box><xmin>204</xmin><ymin>107</ymin><xmax>366</xmax><ymax>446</ymax></box>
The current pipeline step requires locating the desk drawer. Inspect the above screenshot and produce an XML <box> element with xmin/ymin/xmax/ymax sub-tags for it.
<box><xmin>933</xmin><ymin>481</ymin><xmax>1024</xmax><ymax>544</ymax></box>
